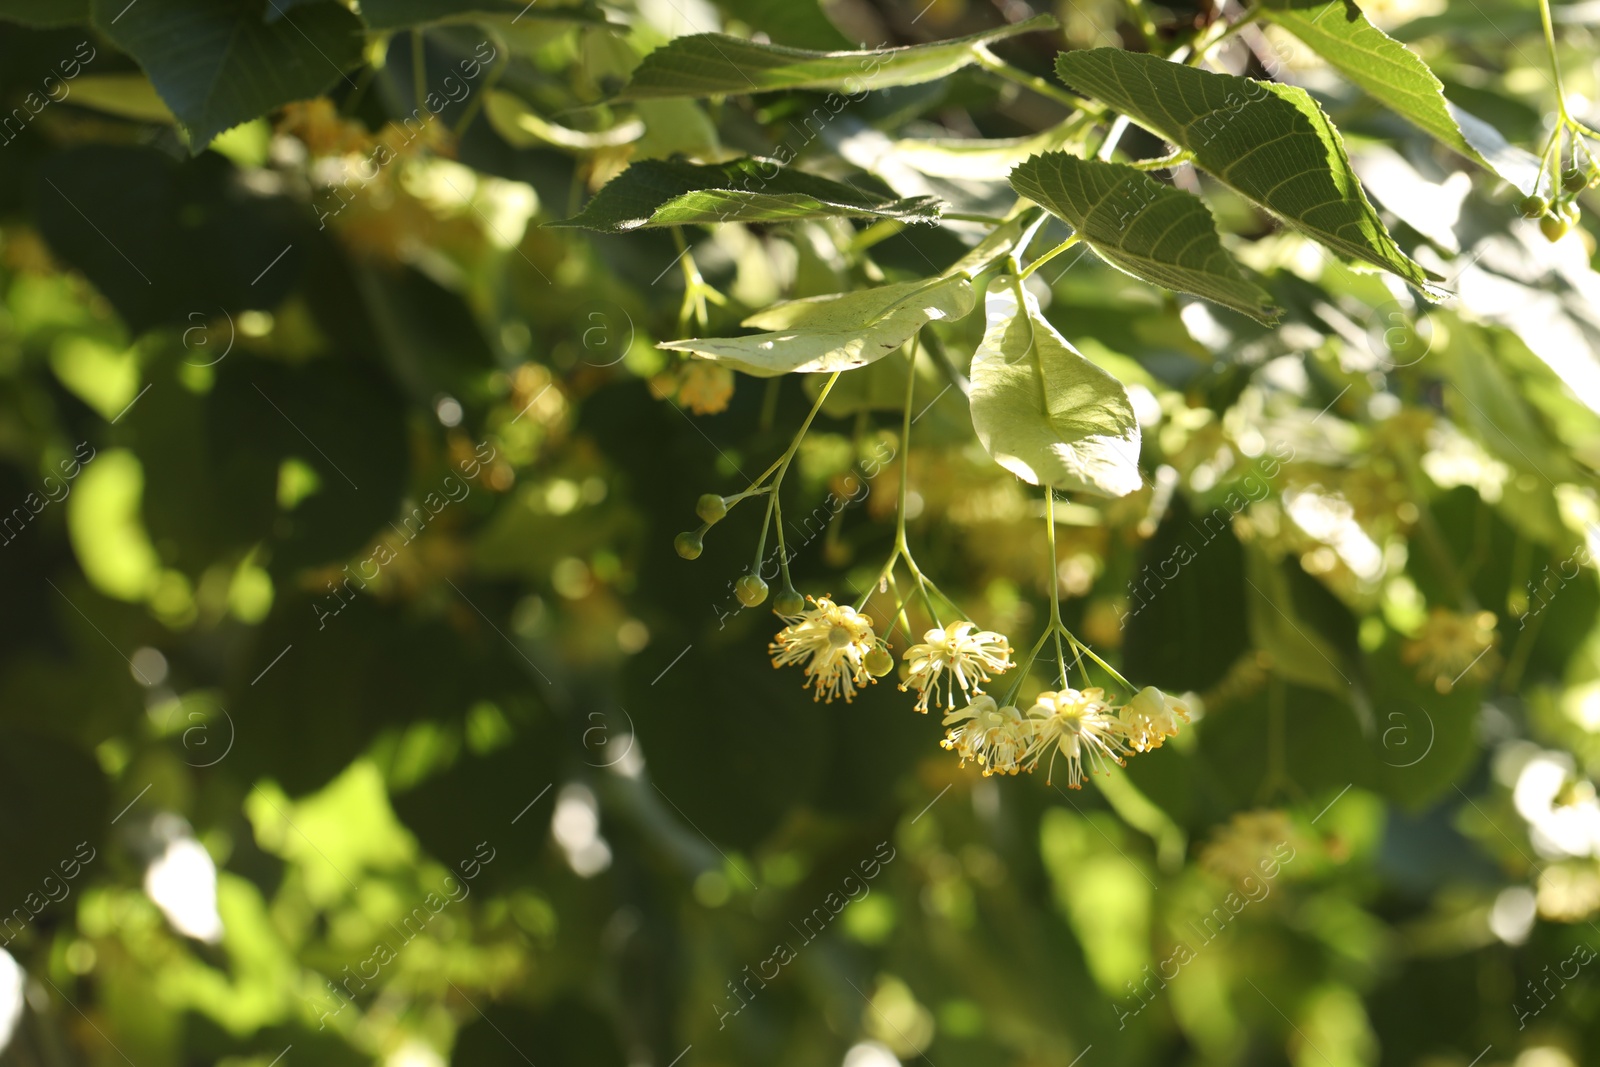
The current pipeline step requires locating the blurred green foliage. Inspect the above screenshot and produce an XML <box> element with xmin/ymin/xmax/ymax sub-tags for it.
<box><xmin>0</xmin><ymin>1</ymin><xmax>1598</xmax><ymax>1066</ymax></box>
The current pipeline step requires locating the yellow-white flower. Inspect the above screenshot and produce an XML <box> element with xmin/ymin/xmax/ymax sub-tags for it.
<box><xmin>1119</xmin><ymin>686</ymin><xmax>1191</xmax><ymax>753</ymax></box>
<box><xmin>900</xmin><ymin>621</ymin><xmax>1014</xmax><ymax>714</ymax></box>
<box><xmin>769</xmin><ymin>596</ymin><xmax>878</xmax><ymax>703</ymax></box>
<box><xmin>1023</xmin><ymin>687</ymin><xmax>1130</xmax><ymax>788</ymax></box>
<box><xmin>941</xmin><ymin>695</ymin><xmax>1031</xmax><ymax>776</ymax></box>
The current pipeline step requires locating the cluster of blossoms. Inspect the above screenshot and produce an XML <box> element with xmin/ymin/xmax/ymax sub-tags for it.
<box><xmin>942</xmin><ymin>684</ymin><xmax>1190</xmax><ymax>787</ymax></box>
<box><xmin>769</xmin><ymin>597</ymin><xmax>1190</xmax><ymax>787</ymax></box>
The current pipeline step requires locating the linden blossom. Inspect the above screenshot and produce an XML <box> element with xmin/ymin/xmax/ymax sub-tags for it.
<box><xmin>1113</xmin><ymin>838</ymin><xmax>1297</xmax><ymax>1030</ymax></box>
<box><xmin>713</xmin><ymin>840</ymin><xmax>896</xmax><ymax>1030</ymax></box>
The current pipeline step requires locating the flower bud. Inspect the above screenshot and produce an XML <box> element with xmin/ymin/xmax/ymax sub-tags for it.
<box><xmin>696</xmin><ymin>493</ymin><xmax>728</xmax><ymax>524</ymax></box>
<box><xmin>735</xmin><ymin>574</ymin><xmax>768</xmax><ymax>607</ymax></box>
<box><xmin>1564</xmin><ymin>170</ymin><xmax>1590</xmax><ymax>194</ymax></box>
<box><xmin>674</xmin><ymin>531</ymin><xmax>703</xmax><ymax>560</ymax></box>
<box><xmin>772</xmin><ymin>588</ymin><xmax>806</xmax><ymax>617</ymax></box>
<box><xmin>1541</xmin><ymin>214</ymin><xmax>1572</xmax><ymax>242</ymax></box>
<box><xmin>1518</xmin><ymin>194</ymin><xmax>1548</xmax><ymax>219</ymax></box>
<box><xmin>865</xmin><ymin>646</ymin><xmax>894</xmax><ymax>677</ymax></box>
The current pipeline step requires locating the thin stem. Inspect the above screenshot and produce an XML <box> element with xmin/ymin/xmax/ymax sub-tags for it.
<box><xmin>1121</xmin><ymin>0</ymin><xmax>1158</xmax><ymax>50</ymax></box>
<box><xmin>895</xmin><ymin>339</ymin><xmax>941</xmax><ymax>628</ymax></box>
<box><xmin>759</xmin><ymin>377</ymin><xmax>782</xmax><ymax>432</ymax></box>
<box><xmin>1125</xmin><ymin>149</ymin><xmax>1193</xmax><ymax>171</ymax></box>
<box><xmin>1186</xmin><ymin>7</ymin><xmax>1261</xmax><ymax>66</ymax></box>
<box><xmin>1019</xmin><ymin>234</ymin><xmax>1081</xmax><ymax>281</ymax></box>
<box><xmin>411</xmin><ymin>31</ymin><xmax>428</xmax><ymax>113</ymax></box>
<box><xmin>1045</xmin><ymin>490</ymin><xmax>1067</xmax><ymax>687</ymax></box>
<box><xmin>1538</xmin><ymin>0</ymin><xmax>1569</xmax><ymax>121</ymax></box>
<box><xmin>453</xmin><ymin>36</ymin><xmax>509</xmax><ymax>138</ymax></box>
<box><xmin>884</xmin><ymin>571</ymin><xmax>913</xmax><ymax>644</ymax></box>
<box><xmin>1002</xmin><ymin>627</ymin><xmax>1055</xmax><ymax>706</ymax></box>
<box><xmin>942</xmin><ymin>211</ymin><xmax>1010</xmax><ymax>224</ymax></box>
<box><xmin>751</xmin><ymin>372</ymin><xmax>841</xmax><ymax>570</ymax></box>
<box><xmin>1067</xmin><ymin>632</ymin><xmax>1134</xmax><ymax>691</ymax></box>
<box><xmin>1011</xmin><ymin>210</ymin><xmax>1054</xmax><ymax>273</ymax></box>
<box><xmin>972</xmin><ymin>45</ymin><xmax>1086</xmax><ymax>111</ymax></box>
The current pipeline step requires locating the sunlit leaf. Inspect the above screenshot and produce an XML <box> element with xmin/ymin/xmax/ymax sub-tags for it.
<box><xmin>90</xmin><ymin>0</ymin><xmax>363</xmax><ymax>149</ymax></box>
<box><xmin>1259</xmin><ymin>0</ymin><xmax>1542</xmax><ymax>193</ymax></box>
<box><xmin>617</xmin><ymin>14</ymin><xmax>1056</xmax><ymax>99</ymax></box>
<box><xmin>658</xmin><ymin>275</ymin><xmax>974</xmax><ymax>376</ymax></box>
<box><xmin>1055</xmin><ymin>48</ymin><xmax>1435</xmax><ymax>292</ymax></box>
<box><xmin>968</xmin><ymin>275</ymin><xmax>1142</xmax><ymax>496</ymax></box>
<box><xmin>553</xmin><ymin>158</ymin><xmax>943</xmax><ymax>232</ymax></box>
<box><xmin>1011</xmin><ymin>151</ymin><xmax>1280</xmax><ymax>323</ymax></box>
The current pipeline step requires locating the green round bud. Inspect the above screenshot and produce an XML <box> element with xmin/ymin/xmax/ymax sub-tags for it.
<box><xmin>1541</xmin><ymin>214</ymin><xmax>1572</xmax><ymax>242</ymax></box>
<box><xmin>865</xmin><ymin>646</ymin><xmax>894</xmax><ymax>677</ymax></box>
<box><xmin>772</xmin><ymin>588</ymin><xmax>806</xmax><ymax>617</ymax></box>
<box><xmin>674</xmin><ymin>531</ymin><xmax>704</xmax><ymax>560</ymax></box>
<box><xmin>735</xmin><ymin>574</ymin><xmax>768</xmax><ymax>607</ymax></box>
<box><xmin>1564</xmin><ymin>170</ymin><xmax>1590</xmax><ymax>193</ymax></box>
<box><xmin>1560</xmin><ymin>199</ymin><xmax>1582</xmax><ymax>223</ymax></box>
<box><xmin>696</xmin><ymin>493</ymin><xmax>728</xmax><ymax>524</ymax></box>
<box><xmin>1518</xmin><ymin>194</ymin><xmax>1549</xmax><ymax>219</ymax></box>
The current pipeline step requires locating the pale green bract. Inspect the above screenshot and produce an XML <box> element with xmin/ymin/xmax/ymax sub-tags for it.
<box><xmin>657</xmin><ymin>275</ymin><xmax>974</xmax><ymax>377</ymax></box>
<box><xmin>968</xmin><ymin>277</ymin><xmax>1142</xmax><ymax>498</ymax></box>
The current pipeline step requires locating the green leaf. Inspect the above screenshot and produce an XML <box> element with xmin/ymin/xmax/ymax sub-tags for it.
<box><xmin>1243</xmin><ymin>544</ymin><xmax>1350</xmax><ymax>695</ymax></box>
<box><xmin>1259</xmin><ymin>0</ymin><xmax>1541</xmax><ymax>193</ymax></box>
<box><xmin>711</xmin><ymin>0</ymin><xmax>850</xmax><ymax>49</ymax></box>
<box><xmin>484</xmin><ymin>89</ymin><xmax>644</xmax><ymax>151</ymax></box>
<box><xmin>357</xmin><ymin>0</ymin><xmax>613</xmax><ymax>28</ymax></box>
<box><xmin>1054</xmin><ymin>48</ymin><xmax>1434</xmax><ymax>292</ymax></box>
<box><xmin>617</xmin><ymin>14</ymin><xmax>1057</xmax><ymax>100</ymax></box>
<box><xmin>894</xmin><ymin>119</ymin><xmax>1081</xmax><ymax>181</ymax></box>
<box><xmin>1010</xmin><ymin>151</ymin><xmax>1281</xmax><ymax>323</ymax></box>
<box><xmin>91</xmin><ymin>0</ymin><xmax>363</xmax><ymax>150</ymax></box>
<box><xmin>657</xmin><ymin>275</ymin><xmax>975</xmax><ymax>376</ymax></box>
<box><xmin>0</xmin><ymin>0</ymin><xmax>88</xmax><ymax>26</ymax></box>
<box><xmin>968</xmin><ymin>276</ymin><xmax>1142</xmax><ymax>497</ymax></box>
<box><xmin>551</xmin><ymin>158</ymin><xmax>943</xmax><ymax>232</ymax></box>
